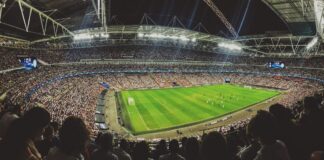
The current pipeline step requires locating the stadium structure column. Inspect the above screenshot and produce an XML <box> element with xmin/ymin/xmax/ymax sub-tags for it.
<box><xmin>0</xmin><ymin>0</ymin><xmax>7</xmax><ymax>22</ymax></box>
<box><xmin>91</xmin><ymin>0</ymin><xmax>108</xmax><ymax>30</ymax></box>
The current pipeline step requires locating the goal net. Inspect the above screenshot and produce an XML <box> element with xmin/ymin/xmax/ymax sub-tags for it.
<box><xmin>244</xmin><ymin>85</ymin><xmax>252</xmax><ymax>89</ymax></box>
<box><xmin>128</xmin><ymin>97</ymin><xmax>135</xmax><ymax>105</ymax></box>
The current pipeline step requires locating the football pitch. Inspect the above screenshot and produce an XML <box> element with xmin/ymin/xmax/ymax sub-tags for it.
<box><xmin>118</xmin><ymin>84</ymin><xmax>280</xmax><ymax>135</ymax></box>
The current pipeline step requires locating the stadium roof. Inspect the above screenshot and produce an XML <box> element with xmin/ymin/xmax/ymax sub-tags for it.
<box><xmin>261</xmin><ymin>0</ymin><xmax>324</xmax><ymax>37</ymax></box>
<box><xmin>263</xmin><ymin>0</ymin><xmax>315</xmax><ymax>23</ymax></box>
<box><xmin>0</xmin><ymin>0</ymin><xmax>323</xmax><ymax>57</ymax></box>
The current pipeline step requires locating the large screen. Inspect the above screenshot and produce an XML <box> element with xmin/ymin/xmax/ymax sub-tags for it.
<box><xmin>18</xmin><ymin>56</ymin><xmax>37</xmax><ymax>70</ymax></box>
<box><xmin>267</xmin><ymin>61</ymin><xmax>285</xmax><ymax>69</ymax></box>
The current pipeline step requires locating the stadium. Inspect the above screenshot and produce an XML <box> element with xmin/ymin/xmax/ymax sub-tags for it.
<box><xmin>0</xmin><ymin>0</ymin><xmax>324</xmax><ymax>160</ymax></box>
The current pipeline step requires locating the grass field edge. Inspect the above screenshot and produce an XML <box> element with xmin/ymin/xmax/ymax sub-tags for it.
<box><xmin>116</xmin><ymin>92</ymin><xmax>134</xmax><ymax>132</ymax></box>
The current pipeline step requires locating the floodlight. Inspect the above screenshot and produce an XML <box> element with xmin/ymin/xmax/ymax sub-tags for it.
<box><xmin>179</xmin><ymin>35</ymin><xmax>189</xmax><ymax>41</ymax></box>
<box><xmin>73</xmin><ymin>33</ymin><xmax>92</xmax><ymax>40</ymax></box>
<box><xmin>218</xmin><ymin>42</ymin><xmax>242</xmax><ymax>51</ymax></box>
<box><xmin>152</xmin><ymin>33</ymin><xmax>159</xmax><ymax>38</ymax></box>
<box><xmin>137</xmin><ymin>33</ymin><xmax>144</xmax><ymax>38</ymax></box>
<box><xmin>101</xmin><ymin>33</ymin><xmax>109</xmax><ymax>38</ymax></box>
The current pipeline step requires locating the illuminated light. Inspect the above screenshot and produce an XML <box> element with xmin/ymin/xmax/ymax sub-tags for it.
<box><xmin>150</xmin><ymin>33</ymin><xmax>159</xmax><ymax>38</ymax></box>
<box><xmin>218</xmin><ymin>42</ymin><xmax>242</xmax><ymax>51</ymax></box>
<box><xmin>179</xmin><ymin>35</ymin><xmax>189</xmax><ymax>41</ymax></box>
<box><xmin>137</xmin><ymin>33</ymin><xmax>144</xmax><ymax>37</ymax></box>
<box><xmin>137</xmin><ymin>33</ymin><xmax>192</xmax><ymax>42</ymax></box>
<box><xmin>73</xmin><ymin>33</ymin><xmax>92</xmax><ymax>40</ymax></box>
<box><xmin>306</xmin><ymin>37</ymin><xmax>319</xmax><ymax>50</ymax></box>
<box><xmin>101</xmin><ymin>33</ymin><xmax>109</xmax><ymax>38</ymax></box>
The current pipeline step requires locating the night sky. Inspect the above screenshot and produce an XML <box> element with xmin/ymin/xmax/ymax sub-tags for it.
<box><xmin>0</xmin><ymin>0</ymin><xmax>289</xmax><ymax>40</ymax></box>
<box><xmin>110</xmin><ymin>0</ymin><xmax>287</xmax><ymax>36</ymax></box>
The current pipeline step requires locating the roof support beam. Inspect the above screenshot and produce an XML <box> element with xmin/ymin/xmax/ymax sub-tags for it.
<box><xmin>16</xmin><ymin>0</ymin><xmax>74</xmax><ymax>36</ymax></box>
<box><xmin>235</xmin><ymin>36</ymin><xmax>322</xmax><ymax>56</ymax></box>
<box><xmin>203</xmin><ymin>0</ymin><xmax>238</xmax><ymax>38</ymax></box>
<box><xmin>314</xmin><ymin>0</ymin><xmax>324</xmax><ymax>39</ymax></box>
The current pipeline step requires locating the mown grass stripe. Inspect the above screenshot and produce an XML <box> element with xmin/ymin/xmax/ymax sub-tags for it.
<box><xmin>152</xmin><ymin>89</ymin><xmax>197</xmax><ymax>122</ymax></box>
<box><xmin>131</xmin><ymin>93</ymin><xmax>161</xmax><ymax>130</ymax></box>
<box><xmin>143</xmin><ymin>92</ymin><xmax>183</xmax><ymax>125</ymax></box>
<box><xmin>172</xmin><ymin>88</ymin><xmax>226</xmax><ymax>116</ymax></box>
<box><xmin>119</xmin><ymin>84</ymin><xmax>280</xmax><ymax>134</ymax></box>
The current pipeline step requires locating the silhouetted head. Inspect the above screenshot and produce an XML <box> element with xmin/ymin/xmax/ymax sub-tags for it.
<box><xmin>23</xmin><ymin>107</ymin><xmax>51</xmax><ymax>140</ymax></box>
<box><xmin>201</xmin><ymin>131</ymin><xmax>227</xmax><ymax>160</ymax></box>
<box><xmin>98</xmin><ymin>132</ymin><xmax>114</xmax><ymax>151</ymax></box>
<box><xmin>181</xmin><ymin>137</ymin><xmax>188</xmax><ymax>148</ymax></box>
<box><xmin>248</xmin><ymin>110</ymin><xmax>277</xmax><ymax>144</ymax></box>
<box><xmin>59</xmin><ymin>116</ymin><xmax>90</xmax><ymax>155</ymax></box>
<box><xmin>2</xmin><ymin>107</ymin><xmax>50</xmax><ymax>160</ymax></box>
<box><xmin>156</xmin><ymin>139</ymin><xmax>167</xmax><ymax>154</ymax></box>
<box><xmin>133</xmin><ymin>141</ymin><xmax>150</xmax><ymax>160</ymax></box>
<box><xmin>169</xmin><ymin>139</ymin><xmax>180</xmax><ymax>154</ymax></box>
<box><xmin>185</xmin><ymin>137</ymin><xmax>200</xmax><ymax>160</ymax></box>
<box><xmin>269</xmin><ymin>103</ymin><xmax>293</xmax><ymax>121</ymax></box>
<box><xmin>120</xmin><ymin>139</ymin><xmax>129</xmax><ymax>151</ymax></box>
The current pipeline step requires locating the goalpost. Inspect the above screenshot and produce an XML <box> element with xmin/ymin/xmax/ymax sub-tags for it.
<box><xmin>244</xmin><ymin>85</ymin><xmax>252</xmax><ymax>89</ymax></box>
<box><xmin>128</xmin><ymin>97</ymin><xmax>135</xmax><ymax>105</ymax></box>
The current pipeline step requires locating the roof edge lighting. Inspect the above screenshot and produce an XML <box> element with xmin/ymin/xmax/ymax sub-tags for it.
<box><xmin>218</xmin><ymin>42</ymin><xmax>242</xmax><ymax>51</ymax></box>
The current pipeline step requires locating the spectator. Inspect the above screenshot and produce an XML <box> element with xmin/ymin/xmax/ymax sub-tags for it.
<box><xmin>299</xmin><ymin>97</ymin><xmax>324</xmax><ymax>160</ymax></box>
<box><xmin>153</xmin><ymin>140</ymin><xmax>168</xmax><ymax>159</ymax></box>
<box><xmin>0</xmin><ymin>104</ymin><xmax>21</xmax><ymax>139</ymax></box>
<box><xmin>179</xmin><ymin>137</ymin><xmax>187</xmax><ymax>157</ymax></box>
<box><xmin>114</xmin><ymin>139</ymin><xmax>132</xmax><ymax>160</ymax></box>
<box><xmin>269</xmin><ymin>104</ymin><xmax>299</xmax><ymax>160</ymax></box>
<box><xmin>90</xmin><ymin>132</ymin><xmax>118</xmax><ymax>160</ymax></box>
<box><xmin>184</xmin><ymin>137</ymin><xmax>200</xmax><ymax>160</ymax></box>
<box><xmin>159</xmin><ymin>139</ymin><xmax>185</xmax><ymax>160</ymax></box>
<box><xmin>0</xmin><ymin>107</ymin><xmax>50</xmax><ymax>160</ymax></box>
<box><xmin>47</xmin><ymin>116</ymin><xmax>90</xmax><ymax>160</ymax></box>
<box><xmin>201</xmin><ymin>131</ymin><xmax>228</xmax><ymax>160</ymax></box>
<box><xmin>248</xmin><ymin>110</ymin><xmax>290</xmax><ymax>160</ymax></box>
<box><xmin>132</xmin><ymin>141</ymin><xmax>152</xmax><ymax>160</ymax></box>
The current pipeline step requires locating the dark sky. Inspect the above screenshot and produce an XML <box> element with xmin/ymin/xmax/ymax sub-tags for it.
<box><xmin>111</xmin><ymin>0</ymin><xmax>288</xmax><ymax>36</ymax></box>
<box><xmin>0</xmin><ymin>0</ymin><xmax>288</xmax><ymax>40</ymax></box>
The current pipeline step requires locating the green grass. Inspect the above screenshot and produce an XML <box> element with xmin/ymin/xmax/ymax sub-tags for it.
<box><xmin>118</xmin><ymin>84</ymin><xmax>280</xmax><ymax>135</ymax></box>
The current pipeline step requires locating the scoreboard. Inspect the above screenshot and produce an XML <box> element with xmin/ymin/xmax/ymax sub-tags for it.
<box><xmin>267</xmin><ymin>61</ymin><xmax>285</xmax><ymax>69</ymax></box>
<box><xmin>18</xmin><ymin>56</ymin><xmax>37</xmax><ymax>70</ymax></box>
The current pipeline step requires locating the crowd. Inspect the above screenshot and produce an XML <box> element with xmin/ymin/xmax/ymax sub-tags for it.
<box><xmin>3</xmin><ymin>45</ymin><xmax>324</xmax><ymax>71</ymax></box>
<box><xmin>0</xmin><ymin>93</ymin><xmax>324</xmax><ymax>160</ymax></box>
<box><xmin>1</xmin><ymin>68</ymin><xmax>321</xmax><ymax>138</ymax></box>
<box><xmin>0</xmin><ymin>49</ymin><xmax>324</xmax><ymax>160</ymax></box>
